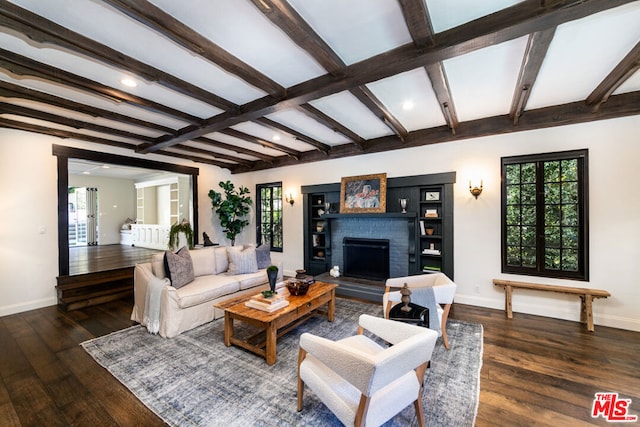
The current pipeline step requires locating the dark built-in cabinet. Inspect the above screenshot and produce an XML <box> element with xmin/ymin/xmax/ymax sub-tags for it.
<box><xmin>301</xmin><ymin>172</ymin><xmax>455</xmax><ymax>280</ymax></box>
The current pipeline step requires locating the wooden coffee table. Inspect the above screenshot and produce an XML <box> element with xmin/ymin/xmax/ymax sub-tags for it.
<box><xmin>214</xmin><ymin>281</ymin><xmax>337</xmax><ymax>365</ymax></box>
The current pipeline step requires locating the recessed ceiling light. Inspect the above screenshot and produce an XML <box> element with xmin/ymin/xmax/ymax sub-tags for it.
<box><xmin>121</xmin><ymin>77</ymin><xmax>137</xmax><ymax>88</ymax></box>
<box><xmin>272</xmin><ymin>135</ymin><xmax>281</xmax><ymax>141</ymax></box>
<box><xmin>402</xmin><ymin>100</ymin><xmax>415</xmax><ymax>111</ymax></box>
<box><xmin>101</xmin><ymin>165</ymin><xmax>110</xmax><ymax>169</ymax></box>
<box><xmin>83</xmin><ymin>171</ymin><xmax>91</xmax><ymax>175</ymax></box>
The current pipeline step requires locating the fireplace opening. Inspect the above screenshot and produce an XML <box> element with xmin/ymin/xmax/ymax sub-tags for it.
<box><xmin>343</xmin><ymin>237</ymin><xmax>390</xmax><ymax>281</ymax></box>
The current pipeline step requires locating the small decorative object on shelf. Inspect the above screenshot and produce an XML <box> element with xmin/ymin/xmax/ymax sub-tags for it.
<box><xmin>425</xmin><ymin>191</ymin><xmax>440</xmax><ymax>201</ymax></box>
<box><xmin>324</xmin><ymin>202</ymin><xmax>331</xmax><ymax>214</ymax></box>
<box><xmin>400</xmin><ymin>198</ymin><xmax>407</xmax><ymax>213</ymax></box>
<box><xmin>426</xmin><ymin>225</ymin><xmax>435</xmax><ymax>235</ymax></box>
<box><xmin>425</xmin><ymin>209</ymin><xmax>438</xmax><ymax>218</ymax></box>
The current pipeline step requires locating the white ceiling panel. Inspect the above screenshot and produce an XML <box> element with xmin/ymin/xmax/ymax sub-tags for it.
<box><xmin>150</xmin><ymin>0</ymin><xmax>327</xmax><ymax>87</ymax></box>
<box><xmin>310</xmin><ymin>91</ymin><xmax>394</xmax><ymax>140</ymax></box>
<box><xmin>8</xmin><ymin>0</ymin><xmax>267</xmax><ymax>104</ymax></box>
<box><xmin>426</xmin><ymin>0</ymin><xmax>524</xmax><ymax>33</ymax></box>
<box><xmin>615</xmin><ymin>70</ymin><xmax>640</xmax><ymax>95</ymax></box>
<box><xmin>366</xmin><ymin>68</ymin><xmax>446</xmax><ymax>131</ymax></box>
<box><xmin>288</xmin><ymin>0</ymin><xmax>412</xmax><ymax>65</ymax></box>
<box><xmin>0</xmin><ymin>74</ymin><xmax>192</xmax><ymax>130</ymax></box>
<box><xmin>527</xmin><ymin>3</ymin><xmax>640</xmax><ymax>109</ymax></box>
<box><xmin>1</xmin><ymin>31</ymin><xmax>221</xmax><ymax>118</ymax></box>
<box><xmin>231</xmin><ymin>121</ymin><xmax>315</xmax><ymax>152</ymax></box>
<box><xmin>207</xmin><ymin>132</ymin><xmax>286</xmax><ymax>157</ymax></box>
<box><xmin>265</xmin><ymin>110</ymin><xmax>352</xmax><ymax>145</ymax></box>
<box><xmin>444</xmin><ymin>36</ymin><xmax>529</xmax><ymax>122</ymax></box>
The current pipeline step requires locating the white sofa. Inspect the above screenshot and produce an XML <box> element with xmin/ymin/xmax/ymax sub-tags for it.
<box><xmin>131</xmin><ymin>245</ymin><xmax>282</xmax><ymax>338</ymax></box>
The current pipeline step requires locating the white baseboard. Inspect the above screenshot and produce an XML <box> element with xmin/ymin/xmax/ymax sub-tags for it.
<box><xmin>0</xmin><ymin>297</ymin><xmax>58</xmax><ymax>317</ymax></box>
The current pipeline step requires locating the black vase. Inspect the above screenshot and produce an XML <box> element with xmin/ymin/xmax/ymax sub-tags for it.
<box><xmin>267</xmin><ymin>269</ymin><xmax>278</xmax><ymax>292</ymax></box>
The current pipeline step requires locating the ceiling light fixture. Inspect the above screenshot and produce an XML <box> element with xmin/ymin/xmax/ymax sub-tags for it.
<box><xmin>120</xmin><ymin>77</ymin><xmax>137</xmax><ymax>88</ymax></box>
<box><xmin>402</xmin><ymin>100</ymin><xmax>414</xmax><ymax>111</ymax></box>
<box><xmin>272</xmin><ymin>135</ymin><xmax>281</xmax><ymax>141</ymax></box>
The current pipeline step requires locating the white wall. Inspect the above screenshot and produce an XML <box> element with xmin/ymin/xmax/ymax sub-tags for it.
<box><xmin>237</xmin><ymin>115</ymin><xmax>640</xmax><ymax>332</ymax></box>
<box><xmin>1</xmin><ymin>116</ymin><xmax>638</xmax><ymax>331</ymax></box>
<box><xmin>69</xmin><ymin>174</ymin><xmax>136</xmax><ymax>245</ymax></box>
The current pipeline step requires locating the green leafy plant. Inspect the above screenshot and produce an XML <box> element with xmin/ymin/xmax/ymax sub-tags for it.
<box><xmin>208</xmin><ymin>180</ymin><xmax>252</xmax><ymax>246</ymax></box>
<box><xmin>168</xmin><ymin>220</ymin><xmax>194</xmax><ymax>250</ymax></box>
<box><xmin>266</xmin><ymin>265</ymin><xmax>279</xmax><ymax>273</ymax></box>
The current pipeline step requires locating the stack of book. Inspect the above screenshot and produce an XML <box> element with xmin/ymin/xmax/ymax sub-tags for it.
<box><xmin>424</xmin><ymin>209</ymin><xmax>438</xmax><ymax>218</ymax></box>
<box><xmin>245</xmin><ymin>290</ymin><xmax>290</xmax><ymax>312</ymax></box>
<box><xmin>422</xmin><ymin>248</ymin><xmax>441</xmax><ymax>255</ymax></box>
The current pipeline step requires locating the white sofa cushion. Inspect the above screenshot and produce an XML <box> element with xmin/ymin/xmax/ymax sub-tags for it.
<box><xmin>214</xmin><ymin>247</ymin><xmax>229</xmax><ymax>274</ymax></box>
<box><xmin>235</xmin><ymin>270</ymin><xmax>269</xmax><ymax>290</ymax></box>
<box><xmin>174</xmin><ymin>275</ymin><xmax>240</xmax><ymax>309</ymax></box>
<box><xmin>227</xmin><ymin>245</ymin><xmax>258</xmax><ymax>274</ymax></box>
<box><xmin>189</xmin><ymin>246</ymin><xmax>217</xmax><ymax>277</ymax></box>
<box><xmin>151</xmin><ymin>252</ymin><xmax>166</xmax><ymax>279</ymax></box>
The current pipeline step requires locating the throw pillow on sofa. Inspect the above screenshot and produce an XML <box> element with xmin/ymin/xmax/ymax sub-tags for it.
<box><xmin>227</xmin><ymin>245</ymin><xmax>258</xmax><ymax>275</ymax></box>
<box><xmin>164</xmin><ymin>246</ymin><xmax>195</xmax><ymax>289</ymax></box>
<box><xmin>255</xmin><ymin>244</ymin><xmax>272</xmax><ymax>269</ymax></box>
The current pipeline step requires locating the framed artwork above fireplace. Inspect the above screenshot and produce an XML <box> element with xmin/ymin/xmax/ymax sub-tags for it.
<box><xmin>340</xmin><ymin>172</ymin><xmax>387</xmax><ymax>213</ymax></box>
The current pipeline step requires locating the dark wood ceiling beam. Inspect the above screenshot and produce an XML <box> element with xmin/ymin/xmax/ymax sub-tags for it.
<box><xmin>0</xmin><ymin>81</ymin><xmax>177</xmax><ymax>134</ymax></box>
<box><xmin>137</xmin><ymin>0</ymin><xmax>635</xmax><ymax>151</ymax></box>
<box><xmin>0</xmin><ymin>49</ymin><xmax>203</xmax><ymax>125</ymax></box>
<box><xmin>101</xmin><ymin>0</ymin><xmax>284</xmax><ymax>97</ymax></box>
<box><xmin>296</xmin><ymin>104</ymin><xmax>365</xmax><ymax>149</ymax></box>
<box><xmin>510</xmin><ymin>28</ymin><xmax>556</xmax><ymax>125</ymax></box>
<box><xmin>219</xmin><ymin>128</ymin><xmax>301</xmax><ymax>159</ymax></box>
<box><xmin>349</xmin><ymin>86</ymin><xmax>408</xmax><ymax>141</ymax></box>
<box><xmin>586</xmin><ymin>40</ymin><xmax>640</xmax><ymax>112</ymax></box>
<box><xmin>0</xmin><ymin>1</ymin><xmax>237</xmax><ymax>111</ymax></box>
<box><xmin>171</xmin><ymin>144</ymin><xmax>250</xmax><ymax>165</ymax></box>
<box><xmin>425</xmin><ymin>63</ymin><xmax>459</xmax><ymax>134</ymax></box>
<box><xmin>397</xmin><ymin>0</ymin><xmax>458</xmax><ymax>134</ymax></box>
<box><xmin>398</xmin><ymin>0</ymin><xmax>434</xmax><ymax>48</ymax></box>
<box><xmin>255</xmin><ymin>117</ymin><xmax>330</xmax><ymax>154</ymax></box>
<box><xmin>193</xmin><ymin>136</ymin><xmax>275</xmax><ymax>162</ymax></box>
<box><xmin>249</xmin><ymin>0</ymin><xmax>346</xmax><ymax>76</ymax></box>
<box><xmin>231</xmin><ymin>90</ymin><xmax>640</xmax><ymax>173</ymax></box>
<box><xmin>0</xmin><ymin>117</ymin><xmax>231</xmax><ymax>168</ymax></box>
<box><xmin>0</xmin><ymin>102</ymin><xmax>157</xmax><ymax>143</ymax></box>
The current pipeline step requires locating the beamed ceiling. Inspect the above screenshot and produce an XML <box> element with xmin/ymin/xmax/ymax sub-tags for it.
<box><xmin>1</xmin><ymin>0</ymin><xmax>640</xmax><ymax>173</ymax></box>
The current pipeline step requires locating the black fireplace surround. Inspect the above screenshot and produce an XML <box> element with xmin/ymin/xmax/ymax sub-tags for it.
<box><xmin>343</xmin><ymin>237</ymin><xmax>390</xmax><ymax>281</ymax></box>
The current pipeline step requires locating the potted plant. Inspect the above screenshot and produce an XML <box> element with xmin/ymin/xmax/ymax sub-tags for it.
<box><xmin>168</xmin><ymin>219</ymin><xmax>194</xmax><ymax>250</ymax></box>
<box><xmin>425</xmin><ymin>225</ymin><xmax>435</xmax><ymax>236</ymax></box>
<box><xmin>209</xmin><ymin>180</ymin><xmax>252</xmax><ymax>246</ymax></box>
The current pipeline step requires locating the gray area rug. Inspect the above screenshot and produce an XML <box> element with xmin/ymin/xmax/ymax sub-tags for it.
<box><xmin>82</xmin><ymin>298</ymin><xmax>483</xmax><ymax>426</ymax></box>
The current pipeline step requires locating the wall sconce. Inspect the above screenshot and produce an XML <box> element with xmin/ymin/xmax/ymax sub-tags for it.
<box><xmin>285</xmin><ymin>192</ymin><xmax>295</xmax><ymax>206</ymax></box>
<box><xmin>469</xmin><ymin>180</ymin><xmax>483</xmax><ymax>199</ymax></box>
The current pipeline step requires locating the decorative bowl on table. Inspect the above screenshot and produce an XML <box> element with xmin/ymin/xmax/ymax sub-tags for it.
<box><xmin>286</xmin><ymin>279</ymin><xmax>309</xmax><ymax>296</ymax></box>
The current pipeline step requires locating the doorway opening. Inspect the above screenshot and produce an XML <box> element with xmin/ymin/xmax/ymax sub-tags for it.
<box><xmin>68</xmin><ymin>186</ymin><xmax>98</xmax><ymax>246</ymax></box>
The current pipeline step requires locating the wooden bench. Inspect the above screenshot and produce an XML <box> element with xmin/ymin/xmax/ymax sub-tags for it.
<box><xmin>493</xmin><ymin>279</ymin><xmax>610</xmax><ymax>332</ymax></box>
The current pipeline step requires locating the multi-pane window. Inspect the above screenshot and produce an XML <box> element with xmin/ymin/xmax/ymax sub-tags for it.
<box><xmin>501</xmin><ymin>150</ymin><xmax>588</xmax><ymax>280</ymax></box>
<box><xmin>256</xmin><ymin>182</ymin><xmax>283</xmax><ymax>252</ymax></box>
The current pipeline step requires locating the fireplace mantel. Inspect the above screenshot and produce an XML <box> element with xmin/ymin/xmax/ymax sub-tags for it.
<box><xmin>322</xmin><ymin>212</ymin><xmax>416</xmax><ymax>219</ymax></box>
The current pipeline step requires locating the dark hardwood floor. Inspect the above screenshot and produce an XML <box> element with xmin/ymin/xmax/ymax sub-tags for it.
<box><xmin>68</xmin><ymin>244</ymin><xmax>161</xmax><ymax>276</ymax></box>
<box><xmin>1</xmin><ymin>298</ymin><xmax>638</xmax><ymax>426</ymax></box>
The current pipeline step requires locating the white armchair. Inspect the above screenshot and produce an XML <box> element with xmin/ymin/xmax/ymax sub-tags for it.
<box><xmin>297</xmin><ymin>314</ymin><xmax>438</xmax><ymax>427</ymax></box>
<box><xmin>383</xmin><ymin>273</ymin><xmax>457</xmax><ymax>349</ymax></box>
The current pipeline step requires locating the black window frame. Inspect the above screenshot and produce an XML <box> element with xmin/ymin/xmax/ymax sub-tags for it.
<box><xmin>256</xmin><ymin>182</ymin><xmax>283</xmax><ymax>252</ymax></box>
<box><xmin>501</xmin><ymin>149</ymin><xmax>589</xmax><ymax>281</ymax></box>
